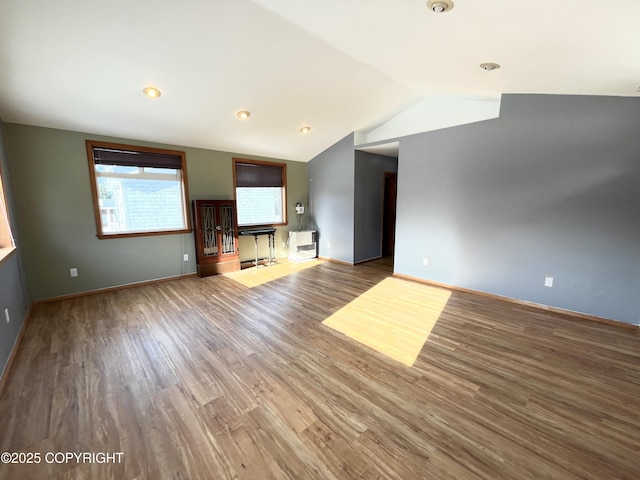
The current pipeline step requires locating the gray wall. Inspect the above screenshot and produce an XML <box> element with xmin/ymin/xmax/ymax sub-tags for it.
<box><xmin>3</xmin><ymin>123</ymin><xmax>307</xmax><ymax>300</ymax></box>
<box><xmin>308</xmin><ymin>133</ymin><xmax>356</xmax><ymax>263</ymax></box>
<box><xmin>395</xmin><ymin>94</ymin><xmax>640</xmax><ymax>324</ymax></box>
<box><xmin>0</xmin><ymin>120</ymin><xmax>30</xmax><ymax>379</ymax></box>
<box><xmin>354</xmin><ymin>150</ymin><xmax>398</xmax><ymax>263</ymax></box>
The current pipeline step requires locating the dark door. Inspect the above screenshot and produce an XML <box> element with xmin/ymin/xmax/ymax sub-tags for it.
<box><xmin>382</xmin><ymin>172</ymin><xmax>397</xmax><ymax>256</ymax></box>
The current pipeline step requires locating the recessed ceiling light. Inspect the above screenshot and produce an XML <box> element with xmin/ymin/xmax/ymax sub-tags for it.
<box><xmin>300</xmin><ymin>126</ymin><xmax>311</xmax><ymax>135</ymax></box>
<box><xmin>237</xmin><ymin>110</ymin><xmax>251</xmax><ymax>119</ymax></box>
<box><xmin>142</xmin><ymin>86</ymin><xmax>161</xmax><ymax>98</ymax></box>
<box><xmin>480</xmin><ymin>63</ymin><xmax>500</xmax><ymax>72</ymax></box>
<box><xmin>427</xmin><ymin>0</ymin><xmax>454</xmax><ymax>13</ymax></box>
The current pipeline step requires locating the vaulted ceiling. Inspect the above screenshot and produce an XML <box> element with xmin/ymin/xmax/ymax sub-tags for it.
<box><xmin>1</xmin><ymin>0</ymin><xmax>638</xmax><ymax>161</ymax></box>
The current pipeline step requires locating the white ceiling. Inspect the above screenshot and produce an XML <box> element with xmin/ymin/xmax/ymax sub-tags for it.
<box><xmin>1</xmin><ymin>0</ymin><xmax>638</xmax><ymax>162</ymax></box>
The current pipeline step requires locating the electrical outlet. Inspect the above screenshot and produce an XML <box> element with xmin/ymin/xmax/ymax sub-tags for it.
<box><xmin>70</xmin><ymin>268</ymin><xmax>78</xmax><ymax>277</ymax></box>
<box><xmin>4</xmin><ymin>308</ymin><xmax>9</xmax><ymax>324</ymax></box>
<box><xmin>183</xmin><ymin>253</ymin><xmax>189</xmax><ymax>262</ymax></box>
<box><xmin>423</xmin><ymin>257</ymin><xmax>429</xmax><ymax>266</ymax></box>
<box><xmin>544</xmin><ymin>276</ymin><xmax>554</xmax><ymax>287</ymax></box>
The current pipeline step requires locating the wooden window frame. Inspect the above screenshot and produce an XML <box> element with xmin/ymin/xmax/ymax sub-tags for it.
<box><xmin>86</xmin><ymin>140</ymin><xmax>192</xmax><ymax>239</ymax></box>
<box><xmin>232</xmin><ymin>158</ymin><xmax>288</xmax><ymax>228</ymax></box>
<box><xmin>0</xmin><ymin>164</ymin><xmax>16</xmax><ymax>265</ymax></box>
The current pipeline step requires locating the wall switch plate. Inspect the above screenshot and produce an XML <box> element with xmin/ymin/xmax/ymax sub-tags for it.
<box><xmin>183</xmin><ymin>254</ymin><xmax>189</xmax><ymax>262</ymax></box>
<box><xmin>544</xmin><ymin>276</ymin><xmax>554</xmax><ymax>287</ymax></box>
<box><xmin>423</xmin><ymin>257</ymin><xmax>429</xmax><ymax>266</ymax></box>
<box><xmin>70</xmin><ymin>268</ymin><xmax>78</xmax><ymax>277</ymax></box>
<box><xmin>4</xmin><ymin>308</ymin><xmax>9</xmax><ymax>324</ymax></box>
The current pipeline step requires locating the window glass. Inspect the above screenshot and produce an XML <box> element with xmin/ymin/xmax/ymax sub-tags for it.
<box><xmin>236</xmin><ymin>187</ymin><xmax>283</xmax><ymax>225</ymax></box>
<box><xmin>0</xmin><ymin>170</ymin><xmax>14</xmax><ymax>249</ymax></box>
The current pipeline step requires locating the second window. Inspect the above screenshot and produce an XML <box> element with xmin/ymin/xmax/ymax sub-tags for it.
<box><xmin>233</xmin><ymin>158</ymin><xmax>287</xmax><ymax>227</ymax></box>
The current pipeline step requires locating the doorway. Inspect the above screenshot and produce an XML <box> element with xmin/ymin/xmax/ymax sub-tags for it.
<box><xmin>382</xmin><ymin>172</ymin><xmax>397</xmax><ymax>260</ymax></box>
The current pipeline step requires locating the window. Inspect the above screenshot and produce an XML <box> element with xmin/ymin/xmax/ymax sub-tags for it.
<box><xmin>0</xmin><ymin>166</ymin><xmax>15</xmax><ymax>253</ymax></box>
<box><xmin>86</xmin><ymin>140</ymin><xmax>191</xmax><ymax>238</ymax></box>
<box><xmin>233</xmin><ymin>158</ymin><xmax>287</xmax><ymax>227</ymax></box>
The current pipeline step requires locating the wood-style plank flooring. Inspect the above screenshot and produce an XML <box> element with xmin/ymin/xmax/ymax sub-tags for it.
<box><xmin>1</xmin><ymin>261</ymin><xmax>639</xmax><ymax>479</ymax></box>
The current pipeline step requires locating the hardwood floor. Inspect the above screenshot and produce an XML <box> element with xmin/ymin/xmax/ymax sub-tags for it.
<box><xmin>358</xmin><ymin>255</ymin><xmax>394</xmax><ymax>273</ymax></box>
<box><xmin>0</xmin><ymin>261</ymin><xmax>639</xmax><ymax>479</ymax></box>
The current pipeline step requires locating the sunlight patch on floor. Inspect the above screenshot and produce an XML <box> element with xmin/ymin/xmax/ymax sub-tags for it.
<box><xmin>322</xmin><ymin>277</ymin><xmax>451</xmax><ymax>367</ymax></box>
<box><xmin>224</xmin><ymin>259</ymin><xmax>324</xmax><ymax>288</ymax></box>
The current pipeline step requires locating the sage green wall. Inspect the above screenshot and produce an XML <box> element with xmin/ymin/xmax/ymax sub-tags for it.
<box><xmin>0</xmin><ymin>119</ymin><xmax>30</xmax><ymax>379</ymax></box>
<box><xmin>3</xmin><ymin>123</ymin><xmax>307</xmax><ymax>300</ymax></box>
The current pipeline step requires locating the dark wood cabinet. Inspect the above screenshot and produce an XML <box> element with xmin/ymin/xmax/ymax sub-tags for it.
<box><xmin>192</xmin><ymin>200</ymin><xmax>240</xmax><ymax>276</ymax></box>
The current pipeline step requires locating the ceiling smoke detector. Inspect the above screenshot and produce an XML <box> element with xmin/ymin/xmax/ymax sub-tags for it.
<box><xmin>480</xmin><ymin>63</ymin><xmax>501</xmax><ymax>72</ymax></box>
<box><xmin>427</xmin><ymin>0</ymin><xmax>454</xmax><ymax>13</ymax></box>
